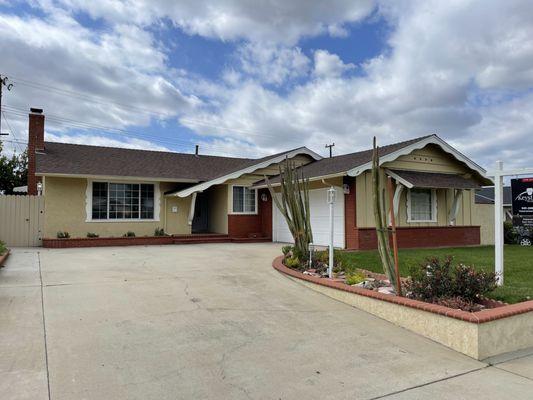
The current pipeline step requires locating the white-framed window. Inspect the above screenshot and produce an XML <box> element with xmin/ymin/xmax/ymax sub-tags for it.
<box><xmin>89</xmin><ymin>181</ymin><xmax>158</xmax><ymax>221</ymax></box>
<box><xmin>407</xmin><ymin>188</ymin><xmax>437</xmax><ymax>223</ymax></box>
<box><xmin>231</xmin><ymin>186</ymin><xmax>257</xmax><ymax>214</ymax></box>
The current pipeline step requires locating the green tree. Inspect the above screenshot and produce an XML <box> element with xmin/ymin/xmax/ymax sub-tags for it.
<box><xmin>0</xmin><ymin>141</ymin><xmax>28</xmax><ymax>195</ymax></box>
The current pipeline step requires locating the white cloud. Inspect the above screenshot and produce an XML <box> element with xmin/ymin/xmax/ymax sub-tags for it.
<box><xmin>179</xmin><ymin>0</ymin><xmax>533</xmax><ymax>165</ymax></box>
<box><xmin>3</xmin><ymin>0</ymin><xmax>533</xmax><ymax>170</ymax></box>
<box><xmin>313</xmin><ymin>50</ymin><xmax>355</xmax><ymax>78</ymax></box>
<box><xmin>45</xmin><ymin>132</ymin><xmax>171</xmax><ymax>151</ymax></box>
<box><xmin>55</xmin><ymin>0</ymin><xmax>376</xmax><ymax>44</ymax></box>
<box><xmin>0</xmin><ymin>8</ymin><xmax>198</xmax><ymax>152</ymax></box>
<box><xmin>236</xmin><ymin>43</ymin><xmax>310</xmax><ymax>85</ymax></box>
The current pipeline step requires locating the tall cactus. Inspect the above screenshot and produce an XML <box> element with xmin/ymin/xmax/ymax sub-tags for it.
<box><xmin>372</xmin><ymin>137</ymin><xmax>399</xmax><ymax>291</ymax></box>
<box><xmin>266</xmin><ymin>158</ymin><xmax>313</xmax><ymax>259</ymax></box>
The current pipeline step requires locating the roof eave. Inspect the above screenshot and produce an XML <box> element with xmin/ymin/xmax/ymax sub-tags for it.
<box><xmin>173</xmin><ymin>147</ymin><xmax>322</xmax><ymax>197</ymax></box>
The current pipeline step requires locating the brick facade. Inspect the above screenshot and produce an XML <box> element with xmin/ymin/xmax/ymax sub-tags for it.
<box><xmin>343</xmin><ymin>176</ymin><xmax>358</xmax><ymax>249</ymax></box>
<box><xmin>356</xmin><ymin>226</ymin><xmax>481</xmax><ymax>250</ymax></box>
<box><xmin>27</xmin><ymin>109</ymin><xmax>45</xmax><ymax>195</ymax></box>
<box><xmin>228</xmin><ymin>189</ymin><xmax>272</xmax><ymax>239</ymax></box>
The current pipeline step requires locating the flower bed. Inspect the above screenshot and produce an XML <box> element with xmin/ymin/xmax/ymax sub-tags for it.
<box><xmin>273</xmin><ymin>255</ymin><xmax>533</xmax><ymax>360</ymax></box>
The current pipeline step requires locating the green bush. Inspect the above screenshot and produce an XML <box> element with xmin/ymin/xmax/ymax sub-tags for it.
<box><xmin>504</xmin><ymin>221</ymin><xmax>517</xmax><ymax>244</ymax></box>
<box><xmin>284</xmin><ymin>256</ymin><xmax>301</xmax><ymax>269</ymax></box>
<box><xmin>406</xmin><ymin>257</ymin><xmax>496</xmax><ymax>304</ymax></box>
<box><xmin>57</xmin><ymin>231</ymin><xmax>70</xmax><ymax>239</ymax></box>
<box><xmin>86</xmin><ymin>232</ymin><xmax>99</xmax><ymax>238</ymax></box>
<box><xmin>0</xmin><ymin>240</ymin><xmax>7</xmax><ymax>256</ymax></box>
<box><xmin>154</xmin><ymin>227</ymin><xmax>166</xmax><ymax>237</ymax></box>
<box><xmin>281</xmin><ymin>245</ymin><xmax>293</xmax><ymax>255</ymax></box>
<box><xmin>123</xmin><ymin>231</ymin><xmax>136</xmax><ymax>237</ymax></box>
<box><xmin>345</xmin><ymin>271</ymin><xmax>366</xmax><ymax>285</ymax></box>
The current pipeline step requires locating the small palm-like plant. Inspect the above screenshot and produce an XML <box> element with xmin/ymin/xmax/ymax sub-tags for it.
<box><xmin>266</xmin><ymin>158</ymin><xmax>313</xmax><ymax>260</ymax></box>
<box><xmin>371</xmin><ymin>137</ymin><xmax>399</xmax><ymax>291</ymax></box>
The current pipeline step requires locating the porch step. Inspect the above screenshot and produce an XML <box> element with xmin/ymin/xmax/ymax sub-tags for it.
<box><xmin>170</xmin><ymin>234</ymin><xmax>272</xmax><ymax>245</ymax></box>
<box><xmin>172</xmin><ymin>234</ymin><xmax>231</xmax><ymax>245</ymax></box>
<box><xmin>231</xmin><ymin>237</ymin><xmax>272</xmax><ymax>243</ymax></box>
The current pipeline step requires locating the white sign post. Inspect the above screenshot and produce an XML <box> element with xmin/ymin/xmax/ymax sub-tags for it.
<box><xmin>327</xmin><ymin>187</ymin><xmax>336</xmax><ymax>279</ymax></box>
<box><xmin>487</xmin><ymin>161</ymin><xmax>533</xmax><ymax>286</ymax></box>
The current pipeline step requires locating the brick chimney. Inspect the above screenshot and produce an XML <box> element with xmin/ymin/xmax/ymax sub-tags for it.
<box><xmin>28</xmin><ymin>108</ymin><xmax>45</xmax><ymax>195</ymax></box>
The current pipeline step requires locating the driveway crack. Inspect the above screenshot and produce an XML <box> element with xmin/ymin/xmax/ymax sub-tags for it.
<box><xmin>367</xmin><ymin>365</ymin><xmax>489</xmax><ymax>399</ymax></box>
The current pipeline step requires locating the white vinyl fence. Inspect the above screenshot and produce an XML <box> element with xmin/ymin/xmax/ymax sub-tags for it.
<box><xmin>0</xmin><ymin>195</ymin><xmax>44</xmax><ymax>247</ymax></box>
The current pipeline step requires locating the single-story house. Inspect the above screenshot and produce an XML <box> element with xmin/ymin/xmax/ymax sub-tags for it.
<box><xmin>27</xmin><ymin>108</ymin><xmax>492</xmax><ymax>249</ymax></box>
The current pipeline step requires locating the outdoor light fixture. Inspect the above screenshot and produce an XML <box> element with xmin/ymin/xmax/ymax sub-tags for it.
<box><xmin>327</xmin><ymin>186</ymin><xmax>336</xmax><ymax>278</ymax></box>
<box><xmin>308</xmin><ymin>242</ymin><xmax>315</xmax><ymax>268</ymax></box>
<box><xmin>36</xmin><ymin>182</ymin><xmax>43</xmax><ymax>196</ymax></box>
<box><xmin>261</xmin><ymin>193</ymin><xmax>268</xmax><ymax>202</ymax></box>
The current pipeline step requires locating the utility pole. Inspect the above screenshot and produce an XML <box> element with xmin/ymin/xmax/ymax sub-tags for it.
<box><xmin>325</xmin><ymin>142</ymin><xmax>335</xmax><ymax>158</ymax></box>
<box><xmin>0</xmin><ymin>74</ymin><xmax>14</xmax><ymax>136</ymax></box>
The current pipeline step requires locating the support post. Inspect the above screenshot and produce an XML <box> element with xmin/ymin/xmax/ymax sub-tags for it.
<box><xmin>494</xmin><ymin>161</ymin><xmax>504</xmax><ymax>286</ymax></box>
<box><xmin>327</xmin><ymin>186</ymin><xmax>336</xmax><ymax>279</ymax></box>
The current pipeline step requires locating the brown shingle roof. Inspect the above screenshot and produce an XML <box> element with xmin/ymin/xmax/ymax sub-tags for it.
<box><xmin>36</xmin><ymin>142</ymin><xmax>315</xmax><ymax>182</ymax></box>
<box><xmin>388</xmin><ymin>170</ymin><xmax>481</xmax><ymax>189</ymax></box>
<box><xmin>254</xmin><ymin>135</ymin><xmax>433</xmax><ymax>186</ymax></box>
<box><xmin>36</xmin><ymin>142</ymin><xmax>253</xmax><ymax>181</ymax></box>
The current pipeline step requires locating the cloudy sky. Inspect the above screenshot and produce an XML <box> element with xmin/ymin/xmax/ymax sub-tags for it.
<box><xmin>1</xmin><ymin>0</ymin><xmax>533</xmax><ymax>169</ymax></box>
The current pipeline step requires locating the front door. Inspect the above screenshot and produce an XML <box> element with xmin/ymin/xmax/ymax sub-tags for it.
<box><xmin>191</xmin><ymin>192</ymin><xmax>209</xmax><ymax>233</ymax></box>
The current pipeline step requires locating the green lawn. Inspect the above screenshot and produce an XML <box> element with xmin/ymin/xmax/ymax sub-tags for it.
<box><xmin>337</xmin><ymin>245</ymin><xmax>533</xmax><ymax>304</ymax></box>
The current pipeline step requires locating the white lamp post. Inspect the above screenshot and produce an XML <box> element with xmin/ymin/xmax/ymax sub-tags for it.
<box><xmin>327</xmin><ymin>186</ymin><xmax>336</xmax><ymax>278</ymax></box>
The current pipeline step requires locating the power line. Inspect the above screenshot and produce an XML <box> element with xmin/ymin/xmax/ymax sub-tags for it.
<box><xmin>1</xmin><ymin>111</ymin><xmax>23</xmax><ymax>153</ymax></box>
<box><xmin>1</xmin><ymin>104</ymin><xmax>262</xmax><ymax>155</ymax></box>
<box><xmin>6</xmin><ymin>73</ymin><xmax>305</xmax><ymax>143</ymax></box>
<box><xmin>1</xmin><ymin>108</ymin><xmax>256</xmax><ymax>158</ymax></box>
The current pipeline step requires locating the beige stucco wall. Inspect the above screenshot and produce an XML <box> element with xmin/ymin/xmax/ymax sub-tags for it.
<box><xmin>286</xmin><ymin>275</ymin><xmax>480</xmax><ymax>359</ymax></box>
<box><xmin>44</xmin><ymin>176</ymin><xmax>191</xmax><ymax>238</ymax></box>
<box><xmin>286</xmin><ymin>273</ymin><xmax>533</xmax><ymax>360</ymax></box>
<box><xmin>356</xmin><ymin>144</ymin><xmax>478</xmax><ymax>228</ymax></box>
<box><xmin>208</xmin><ymin>185</ymin><xmax>228</xmax><ymax>234</ymax></box>
<box><xmin>164</xmin><ymin>195</ymin><xmax>193</xmax><ymax>235</ymax></box>
<box><xmin>473</xmin><ymin>203</ymin><xmax>495</xmax><ymax>245</ymax></box>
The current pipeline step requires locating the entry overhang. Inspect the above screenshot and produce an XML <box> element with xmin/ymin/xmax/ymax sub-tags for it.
<box><xmin>385</xmin><ymin>169</ymin><xmax>481</xmax><ymax>190</ymax></box>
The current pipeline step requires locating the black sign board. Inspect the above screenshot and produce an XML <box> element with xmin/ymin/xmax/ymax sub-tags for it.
<box><xmin>511</xmin><ymin>178</ymin><xmax>533</xmax><ymax>229</ymax></box>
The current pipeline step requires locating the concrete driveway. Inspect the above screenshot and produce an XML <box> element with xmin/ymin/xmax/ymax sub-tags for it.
<box><xmin>2</xmin><ymin>243</ymin><xmax>533</xmax><ymax>399</ymax></box>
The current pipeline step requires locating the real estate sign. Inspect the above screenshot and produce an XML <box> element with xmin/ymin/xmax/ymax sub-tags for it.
<box><xmin>511</xmin><ymin>177</ymin><xmax>533</xmax><ymax>229</ymax></box>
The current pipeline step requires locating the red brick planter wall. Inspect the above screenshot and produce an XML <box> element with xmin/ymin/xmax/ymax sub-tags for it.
<box><xmin>43</xmin><ymin>236</ymin><xmax>174</xmax><ymax>248</ymax></box>
<box><xmin>356</xmin><ymin>226</ymin><xmax>481</xmax><ymax>250</ymax></box>
<box><xmin>0</xmin><ymin>250</ymin><xmax>10</xmax><ymax>266</ymax></box>
<box><xmin>272</xmin><ymin>255</ymin><xmax>533</xmax><ymax>324</ymax></box>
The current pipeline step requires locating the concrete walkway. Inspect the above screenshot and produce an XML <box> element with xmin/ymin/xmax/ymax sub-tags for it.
<box><xmin>2</xmin><ymin>243</ymin><xmax>533</xmax><ymax>399</ymax></box>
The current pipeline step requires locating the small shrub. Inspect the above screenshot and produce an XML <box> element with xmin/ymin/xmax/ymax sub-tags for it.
<box><xmin>345</xmin><ymin>271</ymin><xmax>366</xmax><ymax>285</ymax></box>
<box><xmin>284</xmin><ymin>256</ymin><xmax>301</xmax><ymax>270</ymax></box>
<box><xmin>0</xmin><ymin>240</ymin><xmax>6</xmax><ymax>256</ymax></box>
<box><xmin>123</xmin><ymin>231</ymin><xmax>136</xmax><ymax>237</ymax></box>
<box><xmin>154</xmin><ymin>227</ymin><xmax>166</xmax><ymax>237</ymax></box>
<box><xmin>406</xmin><ymin>257</ymin><xmax>496</xmax><ymax>306</ymax></box>
<box><xmin>504</xmin><ymin>221</ymin><xmax>517</xmax><ymax>244</ymax></box>
<box><xmin>86</xmin><ymin>232</ymin><xmax>99</xmax><ymax>238</ymax></box>
<box><xmin>57</xmin><ymin>231</ymin><xmax>70</xmax><ymax>239</ymax></box>
<box><xmin>281</xmin><ymin>245</ymin><xmax>293</xmax><ymax>256</ymax></box>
